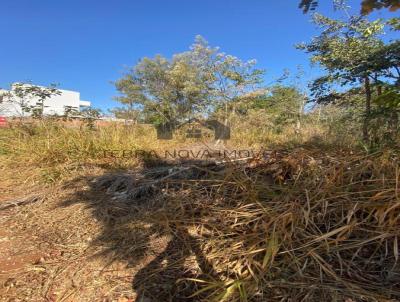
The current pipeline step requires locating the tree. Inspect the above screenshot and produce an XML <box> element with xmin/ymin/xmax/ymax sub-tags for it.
<box><xmin>115</xmin><ymin>36</ymin><xmax>263</xmax><ymax>128</ymax></box>
<box><xmin>297</xmin><ymin>13</ymin><xmax>398</xmax><ymax>142</ymax></box>
<box><xmin>63</xmin><ymin>105</ymin><xmax>80</xmax><ymax>121</ymax></box>
<box><xmin>208</xmin><ymin>50</ymin><xmax>264</xmax><ymax>128</ymax></box>
<box><xmin>80</xmin><ymin>107</ymin><xmax>102</xmax><ymax>129</ymax></box>
<box><xmin>3</xmin><ymin>83</ymin><xmax>60</xmax><ymax>119</ymax></box>
<box><xmin>251</xmin><ymin>85</ymin><xmax>306</xmax><ymax>132</ymax></box>
<box><xmin>299</xmin><ymin>0</ymin><xmax>400</xmax><ymax>14</ymax></box>
<box><xmin>115</xmin><ymin>54</ymin><xmax>209</xmax><ymax>125</ymax></box>
<box><xmin>108</xmin><ymin>107</ymin><xmax>141</xmax><ymax>122</ymax></box>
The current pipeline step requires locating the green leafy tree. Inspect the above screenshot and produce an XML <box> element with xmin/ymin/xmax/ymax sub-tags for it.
<box><xmin>115</xmin><ymin>37</ymin><xmax>216</xmax><ymax>126</ymax></box>
<box><xmin>251</xmin><ymin>85</ymin><xmax>306</xmax><ymax>132</ymax></box>
<box><xmin>80</xmin><ymin>107</ymin><xmax>102</xmax><ymax>129</ymax></box>
<box><xmin>108</xmin><ymin>107</ymin><xmax>141</xmax><ymax>121</ymax></box>
<box><xmin>297</xmin><ymin>13</ymin><xmax>399</xmax><ymax>141</ymax></box>
<box><xmin>63</xmin><ymin>105</ymin><xmax>80</xmax><ymax>121</ymax></box>
<box><xmin>6</xmin><ymin>83</ymin><xmax>60</xmax><ymax>119</ymax></box>
<box><xmin>208</xmin><ymin>52</ymin><xmax>264</xmax><ymax>128</ymax></box>
<box><xmin>115</xmin><ymin>36</ymin><xmax>263</xmax><ymax>128</ymax></box>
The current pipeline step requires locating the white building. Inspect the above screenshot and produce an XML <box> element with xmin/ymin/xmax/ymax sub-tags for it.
<box><xmin>0</xmin><ymin>83</ymin><xmax>91</xmax><ymax>117</ymax></box>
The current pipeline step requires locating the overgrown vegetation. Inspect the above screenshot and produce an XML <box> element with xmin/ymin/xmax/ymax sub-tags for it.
<box><xmin>1</xmin><ymin>5</ymin><xmax>399</xmax><ymax>302</ymax></box>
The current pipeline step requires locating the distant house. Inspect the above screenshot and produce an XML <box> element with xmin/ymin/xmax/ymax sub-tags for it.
<box><xmin>0</xmin><ymin>83</ymin><xmax>91</xmax><ymax>117</ymax></box>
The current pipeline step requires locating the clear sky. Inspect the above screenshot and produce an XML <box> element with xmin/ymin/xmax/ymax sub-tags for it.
<box><xmin>0</xmin><ymin>0</ymin><xmax>396</xmax><ymax>111</ymax></box>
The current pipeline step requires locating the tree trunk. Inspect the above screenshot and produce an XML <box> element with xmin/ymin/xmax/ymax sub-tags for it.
<box><xmin>392</xmin><ymin>81</ymin><xmax>400</xmax><ymax>138</ymax></box>
<box><xmin>363</xmin><ymin>76</ymin><xmax>371</xmax><ymax>142</ymax></box>
<box><xmin>390</xmin><ymin>110</ymin><xmax>399</xmax><ymax>138</ymax></box>
<box><xmin>377</xmin><ymin>85</ymin><xmax>382</xmax><ymax>96</ymax></box>
<box><xmin>216</xmin><ymin>100</ymin><xmax>229</xmax><ymax>146</ymax></box>
<box><xmin>295</xmin><ymin>95</ymin><xmax>306</xmax><ymax>135</ymax></box>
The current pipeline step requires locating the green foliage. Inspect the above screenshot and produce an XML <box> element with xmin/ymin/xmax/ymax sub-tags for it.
<box><xmin>80</xmin><ymin>107</ymin><xmax>102</xmax><ymax>129</ymax></box>
<box><xmin>9</xmin><ymin>83</ymin><xmax>61</xmax><ymax>118</ymax></box>
<box><xmin>108</xmin><ymin>107</ymin><xmax>141</xmax><ymax>121</ymax></box>
<box><xmin>63</xmin><ymin>105</ymin><xmax>80</xmax><ymax>121</ymax></box>
<box><xmin>297</xmin><ymin>14</ymin><xmax>385</xmax><ymax>86</ymax></box>
<box><xmin>387</xmin><ymin>17</ymin><xmax>400</xmax><ymax>30</ymax></box>
<box><xmin>374</xmin><ymin>84</ymin><xmax>400</xmax><ymax>108</ymax></box>
<box><xmin>298</xmin><ymin>12</ymin><xmax>400</xmax><ymax>142</ymax></box>
<box><xmin>250</xmin><ymin>85</ymin><xmax>306</xmax><ymax>129</ymax></box>
<box><xmin>115</xmin><ymin>36</ymin><xmax>263</xmax><ymax>125</ymax></box>
<box><xmin>115</xmin><ymin>38</ymin><xmax>215</xmax><ymax>124</ymax></box>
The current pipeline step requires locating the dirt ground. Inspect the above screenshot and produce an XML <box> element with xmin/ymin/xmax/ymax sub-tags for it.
<box><xmin>0</xmin><ymin>169</ymin><xmax>152</xmax><ymax>301</ymax></box>
<box><xmin>2</xmin><ymin>144</ymin><xmax>399</xmax><ymax>301</ymax></box>
<box><xmin>0</xmin><ymin>143</ymin><xmax>233</xmax><ymax>301</ymax></box>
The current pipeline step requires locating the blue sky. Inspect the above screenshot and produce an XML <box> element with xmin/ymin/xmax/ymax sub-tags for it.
<box><xmin>0</xmin><ymin>0</ymin><xmax>396</xmax><ymax>111</ymax></box>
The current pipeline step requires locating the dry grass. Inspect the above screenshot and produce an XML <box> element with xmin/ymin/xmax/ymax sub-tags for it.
<box><xmin>100</xmin><ymin>148</ymin><xmax>399</xmax><ymax>301</ymax></box>
<box><xmin>1</xmin><ymin>121</ymin><xmax>400</xmax><ymax>301</ymax></box>
<box><xmin>0</xmin><ymin>121</ymin><xmax>181</xmax><ymax>185</ymax></box>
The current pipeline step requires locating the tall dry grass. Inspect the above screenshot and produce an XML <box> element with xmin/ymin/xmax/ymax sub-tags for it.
<box><xmin>0</xmin><ymin>120</ymin><xmax>180</xmax><ymax>183</ymax></box>
<box><xmin>173</xmin><ymin>149</ymin><xmax>400</xmax><ymax>301</ymax></box>
<box><xmin>2</xmin><ymin>118</ymin><xmax>399</xmax><ymax>301</ymax></box>
<box><xmin>0</xmin><ymin>118</ymin><xmax>348</xmax><ymax>184</ymax></box>
<box><xmin>59</xmin><ymin>147</ymin><xmax>400</xmax><ymax>301</ymax></box>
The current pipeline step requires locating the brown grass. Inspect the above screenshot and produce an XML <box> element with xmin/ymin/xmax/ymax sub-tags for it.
<box><xmin>1</xmin><ymin>121</ymin><xmax>399</xmax><ymax>301</ymax></box>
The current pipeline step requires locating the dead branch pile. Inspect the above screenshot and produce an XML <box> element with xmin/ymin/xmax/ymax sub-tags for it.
<box><xmin>92</xmin><ymin>149</ymin><xmax>400</xmax><ymax>301</ymax></box>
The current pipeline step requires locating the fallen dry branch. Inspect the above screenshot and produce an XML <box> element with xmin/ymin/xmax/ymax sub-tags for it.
<box><xmin>2</xmin><ymin>148</ymin><xmax>400</xmax><ymax>302</ymax></box>
<box><xmin>96</xmin><ymin>149</ymin><xmax>400</xmax><ymax>302</ymax></box>
<box><xmin>94</xmin><ymin>157</ymin><xmax>255</xmax><ymax>201</ymax></box>
<box><xmin>0</xmin><ymin>195</ymin><xmax>44</xmax><ymax>211</ymax></box>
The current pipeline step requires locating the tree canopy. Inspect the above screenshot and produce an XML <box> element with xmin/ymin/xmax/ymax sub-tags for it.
<box><xmin>299</xmin><ymin>0</ymin><xmax>400</xmax><ymax>14</ymax></box>
<box><xmin>115</xmin><ymin>36</ymin><xmax>263</xmax><ymax>125</ymax></box>
<box><xmin>298</xmin><ymin>12</ymin><xmax>399</xmax><ymax>141</ymax></box>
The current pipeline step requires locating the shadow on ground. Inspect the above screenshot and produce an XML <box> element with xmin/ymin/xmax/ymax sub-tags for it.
<box><xmin>59</xmin><ymin>156</ymin><xmax>228</xmax><ymax>301</ymax></box>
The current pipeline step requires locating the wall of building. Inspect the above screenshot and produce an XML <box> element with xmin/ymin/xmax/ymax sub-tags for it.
<box><xmin>0</xmin><ymin>85</ymin><xmax>90</xmax><ymax>117</ymax></box>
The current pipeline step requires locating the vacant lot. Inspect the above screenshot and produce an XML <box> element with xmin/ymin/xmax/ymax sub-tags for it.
<box><xmin>0</xmin><ymin>121</ymin><xmax>399</xmax><ymax>302</ymax></box>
